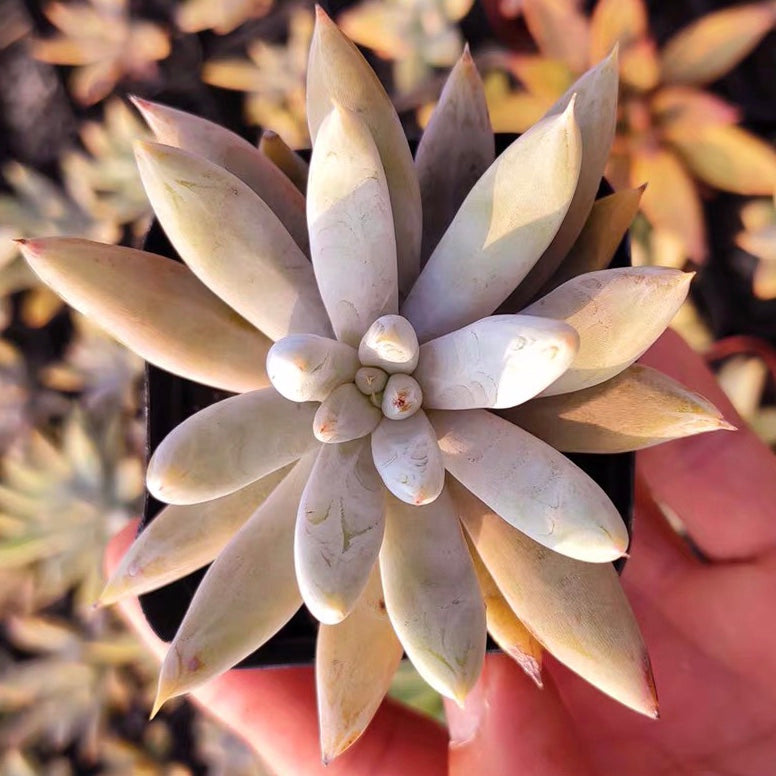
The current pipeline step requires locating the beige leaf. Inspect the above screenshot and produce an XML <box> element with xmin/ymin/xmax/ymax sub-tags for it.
<box><xmin>431</xmin><ymin>409</ymin><xmax>628</xmax><ymax>561</ymax></box>
<box><xmin>313</xmin><ymin>383</ymin><xmax>382</xmax><ymax>444</ymax></box>
<box><xmin>147</xmin><ymin>387</ymin><xmax>317</xmax><ymax>505</ymax></box>
<box><xmin>18</xmin><ymin>238</ymin><xmax>270</xmax><ymax>393</ymax></box>
<box><xmin>380</xmin><ymin>488</ymin><xmax>486</xmax><ymax>703</ymax></box>
<box><xmin>358</xmin><ymin>315</ymin><xmax>419</xmax><ymax>374</ymax></box>
<box><xmin>503</xmin><ymin>363</ymin><xmax>733</xmax><ymax>453</ymax></box>
<box><xmin>258</xmin><ymin>129</ymin><xmax>309</xmax><ymax>193</ymax></box>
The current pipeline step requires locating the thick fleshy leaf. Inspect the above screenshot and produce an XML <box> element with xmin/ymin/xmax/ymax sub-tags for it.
<box><xmin>504</xmin><ymin>49</ymin><xmax>620</xmax><ymax>310</ymax></box>
<box><xmin>135</xmin><ymin>141</ymin><xmax>331</xmax><ymax>340</ymax></box>
<box><xmin>402</xmin><ymin>103</ymin><xmax>582</xmax><ymax>342</ymax></box>
<box><xmin>503</xmin><ymin>363</ymin><xmax>734</xmax><ymax>453</ymax></box>
<box><xmin>267</xmin><ymin>335</ymin><xmax>359</xmax><ymax>402</ymax></box>
<box><xmin>380</xmin><ymin>489</ymin><xmax>486</xmax><ymax>703</ymax></box>
<box><xmin>466</xmin><ymin>534</ymin><xmax>543</xmax><ymax>686</ymax></box>
<box><xmin>660</xmin><ymin>2</ymin><xmax>776</xmax><ymax>86</ymax></box>
<box><xmin>431</xmin><ymin>409</ymin><xmax>628</xmax><ymax>561</ymax></box>
<box><xmin>316</xmin><ymin>564</ymin><xmax>403</xmax><ymax>762</ymax></box>
<box><xmin>414</xmin><ymin>315</ymin><xmax>578</xmax><ymax>410</ymax></box>
<box><xmin>100</xmin><ymin>467</ymin><xmax>292</xmax><ymax>604</ymax></box>
<box><xmin>258</xmin><ymin>129</ymin><xmax>309</xmax><ymax>193</ymax></box>
<box><xmin>152</xmin><ymin>452</ymin><xmax>315</xmax><ymax>711</ymax></box>
<box><xmin>295</xmin><ymin>439</ymin><xmax>384</xmax><ymax>624</ymax></box>
<box><xmin>381</xmin><ymin>374</ymin><xmax>423</xmax><ymax>420</ymax></box>
<box><xmin>147</xmin><ymin>387</ymin><xmax>316</xmax><ymax>505</ymax></box>
<box><xmin>307</xmin><ymin>8</ymin><xmax>422</xmax><ymax>294</ymax></box>
<box><xmin>130</xmin><ymin>97</ymin><xmax>308</xmax><ymax>252</ymax></box>
<box><xmin>313</xmin><ymin>383</ymin><xmax>382</xmax><ymax>444</ymax></box>
<box><xmin>307</xmin><ymin>106</ymin><xmax>398</xmax><ymax>347</ymax></box>
<box><xmin>521</xmin><ymin>0</ymin><xmax>590</xmax><ymax>72</ymax></box>
<box><xmin>415</xmin><ymin>47</ymin><xmax>494</xmax><ymax>265</ymax></box>
<box><xmin>453</xmin><ymin>480</ymin><xmax>658</xmax><ymax>717</ymax></box>
<box><xmin>666</xmin><ymin>123</ymin><xmax>776</xmax><ymax>196</ymax></box>
<box><xmin>358</xmin><ymin>315</ymin><xmax>419</xmax><ymax>374</ymax></box>
<box><xmin>371</xmin><ymin>410</ymin><xmax>445</xmax><ymax>506</ymax></box>
<box><xmin>538</xmin><ymin>186</ymin><xmax>644</xmax><ymax>295</ymax></box>
<box><xmin>18</xmin><ymin>238</ymin><xmax>270</xmax><ymax>393</ymax></box>
<box><xmin>589</xmin><ymin>0</ymin><xmax>647</xmax><ymax>63</ymax></box>
<box><xmin>524</xmin><ymin>267</ymin><xmax>693</xmax><ymax>395</ymax></box>
<box><xmin>629</xmin><ymin>145</ymin><xmax>706</xmax><ymax>262</ymax></box>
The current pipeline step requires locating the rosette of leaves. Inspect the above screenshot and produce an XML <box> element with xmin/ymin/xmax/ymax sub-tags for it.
<box><xmin>338</xmin><ymin>0</ymin><xmax>474</xmax><ymax>94</ymax></box>
<box><xmin>736</xmin><ymin>191</ymin><xmax>776</xmax><ymax>300</ymax></box>
<box><xmin>32</xmin><ymin>0</ymin><xmax>170</xmax><ymax>106</ymax></box>
<box><xmin>201</xmin><ymin>8</ymin><xmax>312</xmax><ymax>148</ymax></box>
<box><xmin>481</xmin><ymin>0</ymin><xmax>776</xmax><ymax>266</ymax></box>
<box><xmin>19</xmin><ymin>10</ymin><xmax>732</xmax><ymax>761</ymax></box>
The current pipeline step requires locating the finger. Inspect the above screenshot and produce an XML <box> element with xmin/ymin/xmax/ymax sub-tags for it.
<box><xmin>638</xmin><ymin>329</ymin><xmax>776</xmax><ymax>560</ymax></box>
<box><xmin>106</xmin><ymin>521</ymin><xmax>448</xmax><ymax>776</ymax></box>
<box><xmin>445</xmin><ymin>654</ymin><xmax>594</xmax><ymax>776</ymax></box>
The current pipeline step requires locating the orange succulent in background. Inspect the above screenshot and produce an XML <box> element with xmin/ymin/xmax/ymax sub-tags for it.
<box><xmin>736</xmin><ymin>191</ymin><xmax>776</xmax><ymax>299</ymax></box>
<box><xmin>174</xmin><ymin>0</ymin><xmax>273</xmax><ymax>35</ymax></box>
<box><xmin>480</xmin><ymin>0</ymin><xmax>776</xmax><ymax>267</ymax></box>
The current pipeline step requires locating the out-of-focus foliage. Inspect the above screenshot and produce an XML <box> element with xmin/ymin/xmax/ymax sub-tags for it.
<box><xmin>388</xmin><ymin>661</ymin><xmax>445</xmax><ymax>722</ymax></box>
<box><xmin>31</xmin><ymin>0</ymin><xmax>170</xmax><ymax>105</ymax></box>
<box><xmin>202</xmin><ymin>8</ymin><xmax>313</xmax><ymax>148</ymax></box>
<box><xmin>175</xmin><ymin>0</ymin><xmax>273</xmax><ymax>35</ymax></box>
<box><xmin>737</xmin><ymin>192</ymin><xmax>776</xmax><ymax>299</ymax></box>
<box><xmin>338</xmin><ymin>0</ymin><xmax>474</xmax><ymax>94</ymax></box>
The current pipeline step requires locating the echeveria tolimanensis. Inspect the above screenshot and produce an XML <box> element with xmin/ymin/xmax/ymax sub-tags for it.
<box><xmin>18</xmin><ymin>8</ymin><xmax>733</xmax><ymax>762</ymax></box>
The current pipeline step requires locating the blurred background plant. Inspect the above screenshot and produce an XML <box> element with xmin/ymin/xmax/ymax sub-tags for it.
<box><xmin>0</xmin><ymin>0</ymin><xmax>774</xmax><ymax>770</ymax></box>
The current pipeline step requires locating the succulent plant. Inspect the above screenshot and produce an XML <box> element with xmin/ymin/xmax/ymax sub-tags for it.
<box><xmin>31</xmin><ymin>0</ymin><xmax>170</xmax><ymax>106</ymax></box>
<box><xmin>202</xmin><ymin>8</ymin><xmax>312</xmax><ymax>148</ymax></box>
<box><xmin>338</xmin><ymin>0</ymin><xmax>474</xmax><ymax>94</ymax></box>
<box><xmin>479</xmin><ymin>0</ymin><xmax>776</xmax><ymax>266</ymax></box>
<box><xmin>18</xmin><ymin>9</ymin><xmax>732</xmax><ymax>761</ymax></box>
<box><xmin>736</xmin><ymin>191</ymin><xmax>776</xmax><ymax>300</ymax></box>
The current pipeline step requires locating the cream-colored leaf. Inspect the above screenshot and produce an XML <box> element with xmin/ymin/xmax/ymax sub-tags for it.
<box><xmin>415</xmin><ymin>47</ymin><xmax>494</xmax><ymax>265</ymax></box>
<box><xmin>135</xmin><ymin>141</ymin><xmax>331</xmax><ymax>340</ymax></box>
<box><xmin>295</xmin><ymin>439</ymin><xmax>385</xmax><ymax>624</ymax></box>
<box><xmin>431</xmin><ymin>409</ymin><xmax>628</xmax><ymax>561</ymax></box>
<box><xmin>258</xmin><ymin>129</ymin><xmax>309</xmax><ymax>193</ymax></box>
<box><xmin>505</xmin><ymin>50</ymin><xmax>620</xmax><ymax>310</ymax></box>
<box><xmin>147</xmin><ymin>387</ymin><xmax>317</xmax><ymax>505</ymax></box>
<box><xmin>380</xmin><ymin>488</ymin><xmax>486</xmax><ymax>703</ymax></box>
<box><xmin>660</xmin><ymin>2</ymin><xmax>776</xmax><ymax>86</ymax></box>
<box><xmin>522</xmin><ymin>0</ymin><xmax>590</xmax><ymax>72</ymax></box>
<box><xmin>313</xmin><ymin>383</ymin><xmax>382</xmax><ymax>444</ymax></box>
<box><xmin>100</xmin><ymin>466</ymin><xmax>292</xmax><ymax>603</ymax></box>
<box><xmin>307</xmin><ymin>7</ymin><xmax>421</xmax><ymax>295</ymax></box>
<box><xmin>453</xmin><ymin>480</ymin><xmax>657</xmax><ymax>717</ymax></box>
<box><xmin>18</xmin><ymin>238</ymin><xmax>269</xmax><ymax>393</ymax></box>
<box><xmin>317</xmin><ymin>564</ymin><xmax>403</xmax><ymax>762</ymax></box>
<box><xmin>267</xmin><ymin>334</ymin><xmax>359</xmax><ymax>402</ymax></box>
<box><xmin>381</xmin><ymin>374</ymin><xmax>423</xmax><ymax>420</ymax></box>
<box><xmin>402</xmin><ymin>103</ymin><xmax>582</xmax><ymax>342</ymax></box>
<box><xmin>503</xmin><ymin>363</ymin><xmax>733</xmax><ymax>452</ymax></box>
<box><xmin>524</xmin><ymin>267</ymin><xmax>693</xmax><ymax>395</ymax></box>
<box><xmin>371</xmin><ymin>410</ymin><xmax>445</xmax><ymax>505</ymax></box>
<box><xmin>589</xmin><ymin>0</ymin><xmax>648</xmax><ymax>63</ymax></box>
<box><xmin>358</xmin><ymin>315</ymin><xmax>419</xmax><ymax>374</ymax></box>
<box><xmin>415</xmin><ymin>314</ymin><xmax>578</xmax><ymax>410</ymax></box>
<box><xmin>131</xmin><ymin>98</ymin><xmax>308</xmax><ymax>252</ymax></box>
<box><xmin>153</xmin><ymin>452</ymin><xmax>315</xmax><ymax>708</ymax></box>
<box><xmin>307</xmin><ymin>106</ymin><xmax>398</xmax><ymax>347</ymax></box>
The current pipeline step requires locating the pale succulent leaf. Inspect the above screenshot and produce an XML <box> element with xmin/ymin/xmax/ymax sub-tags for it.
<box><xmin>415</xmin><ymin>315</ymin><xmax>578</xmax><ymax>410</ymax></box>
<box><xmin>308</xmin><ymin>107</ymin><xmax>398</xmax><ymax>347</ymax></box>
<box><xmin>431</xmin><ymin>409</ymin><xmax>628</xmax><ymax>561</ymax></box>
<box><xmin>317</xmin><ymin>564</ymin><xmax>403</xmax><ymax>762</ymax></box>
<box><xmin>258</xmin><ymin>129</ymin><xmax>309</xmax><ymax>193</ymax></box>
<box><xmin>267</xmin><ymin>335</ymin><xmax>359</xmax><ymax>402</ymax></box>
<box><xmin>402</xmin><ymin>104</ymin><xmax>582</xmax><ymax>342</ymax></box>
<box><xmin>371</xmin><ymin>411</ymin><xmax>445</xmax><ymax>506</ymax></box>
<box><xmin>135</xmin><ymin>141</ymin><xmax>331</xmax><ymax>340</ymax></box>
<box><xmin>313</xmin><ymin>383</ymin><xmax>382</xmax><ymax>444</ymax></box>
<box><xmin>18</xmin><ymin>238</ymin><xmax>270</xmax><ymax>393</ymax></box>
<box><xmin>381</xmin><ymin>374</ymin><xmax>424</xmax><ymax>420</ymax></box>
<box><xmin>358</xmin><ymin>315</ymin><xmax>419</xmax><ymax>374</ymax></box>
<box><xmin>154</xmin><ymin>452</ymin><xmax>315</xmax><ymax>706</ymax></box>
<box><xmin>380</xmin><ymin>488</ymin><xmax>486</xmax><ymax>703</ymax></box>
<box><xmin>131</xmin><ymin>98</ymin><xmax>308</xmax><ymax>252</ymax></box>
<box><xmin>147</xmin><ymin>387</ymin><xmax>317</xmax><ymax>505</ymax></box>
<box><xmin>503</xmin><ymin>363</ymin><xmax>733</xmax><ymax>453</ymax></box>
<box><xmin>524</xmin><ymin>267</ymin><xmax>693</xmax><ymax>395</ymax></box>
<box><xmin>296</xmin><ymin>439</ymin><xmax>385</xmax><ymax>624</ymax></box>
<box><xmin>307</xmin><ymin>8</ymin><xmax>422</xmax><ymax>294</ymax></box>
<box><xmin>100</xmin><ymin>467</ymin><xmax>293</xmax><ymax>603</ymax></box>
<box><xmin>415</xmin><ymin>47</ymin><xmax>494</xmax><ymax>265</ymax></box>
<box><xmin>453</xmin><ymin>480</ymin><xmax>657</xmax><ymax>717</ymax></box>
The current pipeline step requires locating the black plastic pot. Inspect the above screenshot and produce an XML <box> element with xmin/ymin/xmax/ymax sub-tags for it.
<box><xmin>139</xmin><ymin>137</ymin><xmax>635</xmax><ymax>668</ymax></box>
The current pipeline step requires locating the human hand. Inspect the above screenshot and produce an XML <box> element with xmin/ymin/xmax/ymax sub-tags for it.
<box><xmin>107</xmin><ymin>329</ymin><xmax>776</xmax><ymax>775</ymax></box>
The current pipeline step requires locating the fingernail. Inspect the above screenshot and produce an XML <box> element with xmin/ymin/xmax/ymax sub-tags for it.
<box><xmin>447</xmin><ymin>670</ymin><xmax>487</xmax><ymax>747</ymax></box>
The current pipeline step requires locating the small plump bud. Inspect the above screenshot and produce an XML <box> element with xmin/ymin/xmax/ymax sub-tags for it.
<box><xmin>355</xmin><ymin>366</ymin><xmax>388</xmax><ymax>396</ymax></box>
<box><xmin>381</xmin><ymin>374</ymin><xmax>423</xmax><ymax>420</ymax></box>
